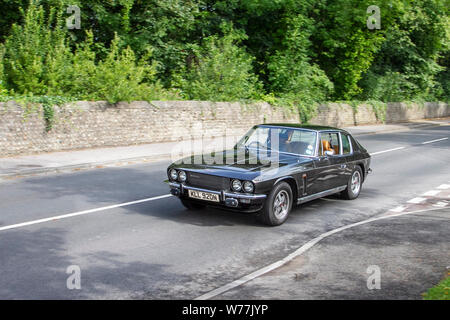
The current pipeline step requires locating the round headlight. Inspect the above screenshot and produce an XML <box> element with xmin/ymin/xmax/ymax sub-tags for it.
<box><xmin>231</xmin><ymin>179</ymin><xmax>242</xmax><ymax>192</ymax></box>
<box><xmin>178</xmin><ymin>170</ymin><xmax>187</xmax><ymax>182</ymax></box>
<box><xmin>243</xmin><ymin>181</ymin><xmax>254</xmax><ymax>193</ymax></box>
<box><xmin>169</xmin><ymin>169</ymin><xmax>178</xmax><ymax>180</ymax></box>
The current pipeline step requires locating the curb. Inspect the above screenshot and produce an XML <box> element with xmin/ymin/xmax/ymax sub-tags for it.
<box><xmin>349</xmin><ymin>122</ymin><xmax>446</xmax><ymax>136</ymax></box>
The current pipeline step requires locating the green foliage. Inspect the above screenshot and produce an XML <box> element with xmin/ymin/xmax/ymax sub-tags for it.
<box><xmin>69</xmin><ymin>32</ymin><xmax>177</xmax><ymax>103</ymax></box>
<box><xmin>56</xmin><ymin>0</ymin><xmax>201</xmax><ymax>86</ymax></box>
<box><xmin>359</xmin><ymin>0</ymin><xmax>449</xmax><ymax>102</ymax></box>
<box><xmin>0</xmin><ymin>44</ymin><xmax>7</xmax><ymax>96</ymax></box>
<box><xmin>0</xmin><ymin>0</ymin><xmax>448</xmax><ymax>116</ymax></box>
<box><xmin>0</xmin><ymin>94</ymin><xmax>74</xmax><ymax>131</ymax></box>
<box><xmin>88</xmin><ymin>37</ymin><xmax>158</xmax><ymax>103</ymax></box>
<box><xmin>311</xmin><ymin>0</ymin><xmax>387</xmax><ymax>100</ymax></box>
<box><xmin>423</xmin><ymin>275</ymin><xmax>449</xmax><ymax>300</ymax></box>
<box><xmin>367</xmin><ymin>100</ymin><xmax>387</xmax><ymax>122</ymax></box>
<box><xmin>0</xmin><ymin>0</ymin><xmax>28</xmax><ymax>42</ymax></box>
<box><xmin>2</xmin><ymin>1</ymin><xmax>69</xmax><ymax>95</ymax></box>
<box><xmin>36</xmin><ymin>95</ymin><xmax>73</xmax><ymax>132</ymax></box>
<box><xmin>1</xmin><ymin>0</ymin><xmax>177</xmax><ymax>103</ymax></box>
<box><xmin>267</xmin><ymin>13</ymin><xmax>333</xmax><ymax>122</ymax></box>
<box><xmin>176</xmin><ymin>26</ymin><xmax>263</xmax><ymax>101</ymax></box>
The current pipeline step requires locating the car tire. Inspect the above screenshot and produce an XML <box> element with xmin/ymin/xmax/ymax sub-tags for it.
<box><xmin>180</xmin><ymin>199</ymin><xmax>206</xmax><ymax>210</ymax></box>
<box><xmin>259</xmin><ymin>182</ymin><xmax>293</xmax><ymax>226</ymax></box>
<box><xmin>342</xmin><ymin>166</ymin><xmax>363</xmax><ymax>200</ymax></box>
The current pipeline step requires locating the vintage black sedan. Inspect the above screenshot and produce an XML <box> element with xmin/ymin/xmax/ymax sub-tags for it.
<box><xmin>167</xmin><ymin>124</ymin><xmax>371</xmax><ymax>226</ymax></box>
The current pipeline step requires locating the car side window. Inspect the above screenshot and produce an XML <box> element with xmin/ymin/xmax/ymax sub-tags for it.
<box><xmin>319</xmin><ymin>132</ymin><xmax>341</xmax><ymax>156</ymax></box>
<box><xmin>288</xmin><ymin>130</ymin><xmax>316</xmax><ymax>156</ymax></box>
<box><xmin>341</xmin><ymin>133</ymin><xmax>351</xmax><ymax>154</ymax></box>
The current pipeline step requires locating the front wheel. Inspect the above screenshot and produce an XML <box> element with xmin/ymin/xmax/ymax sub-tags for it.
<box><xmin>342</xmin><ymin>167</ymin><xmax>363</xmax><ymax>200</ymax></box>
<box><xmin>259</xmin><ymin>182</ymin><xmax>293</xmax><ymax>226</ymax></box>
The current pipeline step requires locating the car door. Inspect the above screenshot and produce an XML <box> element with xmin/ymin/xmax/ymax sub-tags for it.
<box><xmin>309</xmin><ymin>131</ymin><xmax>343</xmax><ymax>194</ymax></box>
<box><xmin>338</xmin><ymin>132</ymin><xmax>356</xmax><ymax>185</ymax></box>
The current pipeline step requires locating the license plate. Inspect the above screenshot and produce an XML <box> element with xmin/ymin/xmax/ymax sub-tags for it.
<box><xmin>188</xmin><ymin>189</ymin><xmax>220</xmax><ymax>202</ymax></box>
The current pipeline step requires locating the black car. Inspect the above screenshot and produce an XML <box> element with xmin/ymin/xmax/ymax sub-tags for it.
<box><xmin>167</xmin><ymin>124</ymin><xmax>371</xmax><ymax>226</ymax></box>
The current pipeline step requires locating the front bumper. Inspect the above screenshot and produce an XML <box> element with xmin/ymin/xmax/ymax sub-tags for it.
<box><xmin>169</xmin><ymin>182</ymin><xmax>267</xmax><ymax>212</ymax></box>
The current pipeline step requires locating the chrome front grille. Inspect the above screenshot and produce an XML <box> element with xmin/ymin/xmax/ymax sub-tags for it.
<box><xmin>187</xmin><ymin>172</ymin><xmax>229</xmax><ymax>191</ymax></box>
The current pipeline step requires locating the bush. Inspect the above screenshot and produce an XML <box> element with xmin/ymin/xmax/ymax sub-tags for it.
<box><xmin>267</xmin><ymin>14</ymin><xmax>333</xmax><ymax>122</ymax></box>
<box><xmin>359</xmin><ymin>71</ymin><xmax>414</xmax><ymax>102</ymax></box>
<box><xmin>358</xmin><ymin>1</ymin><xmax>449</xmax><ymax>102</ymax></box>
<box><xmin>2</xmin><ymin>1</ymin><xmax>72</xmax><ymax>95</ymax></box>
<box><xmin>1</xmin><ymin>0</ymin><xmax>447</xmax><ymax>108</ymax></box>
<box><xmin>176</xmin><ymin>27</ymin><xmax>263</xmax><ymax>101</ymax></box>
<box><xmin>423</xmin><ymin>275</ymin><xmax>450</xmax><ymax>300</ymax></box>
<box><xmin>0</xmin><ymin>44</ymin><xmax>7</xmax><ymax>96</ymax></box>
<box><xmin>1</xmin><ymin>0</ymin><xmax>178</xmax><ymax>103</ymax></box>
<box><xmin>69</xmin><ymin>32</ymin><xmax>178</xmax><ymax>103</ymax></box>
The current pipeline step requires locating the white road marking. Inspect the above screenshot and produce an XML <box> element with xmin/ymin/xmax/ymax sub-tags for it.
<box><xmin>437</xmin><ymin>184</ymin><xmax>450</xmax><ymax>190</ymax></box>
<box><xmin>370</xmin><ymin>147</ymin><xmax>405</xmax><ymax>155</ymax></box>
<box><xmin>421</xmin><ymin>137</ymin><xmax>448</xmax><ymax>144</ymax></box>
<box><xmin>0</xmin><ymin>194</ymin><xmax>172</xmax><ymax>232</ymax></box>
<box><xmin>389</xmin><ymin>205</ymin><xmax>406</xmax><ymax>213</ymax></box>
<box><xmin>407</xmin><ymin>197</ymin><xmax>427</xmax><ymax>204</ymax></box>
<box><xmin>423</xmin><ymin>190</ymin><xmax>441</xmax><ymax>196</ymax></box>
<box><xmin>195</xmin><ymin>206</ymin><xmax>449</xmax><ymax>300</ymax></box>
<box><xmin>432</xmin><ymin>201</ymin><xmax>448</xmax><ymax>208</ymax></box>
<box><xmin>369</xmin><ymin>136</ymin><xmax>448</xmax><ymax>156</ymax></box>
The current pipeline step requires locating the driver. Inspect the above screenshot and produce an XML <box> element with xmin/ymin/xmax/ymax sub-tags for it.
<box><xmin>278</xmin><ymin>130</ymin><xmax>293</xmax><ymax>152</ymax></box>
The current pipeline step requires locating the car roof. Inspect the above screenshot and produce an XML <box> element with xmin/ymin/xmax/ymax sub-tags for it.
<box><xmin>258</xmin><ymin>123</ymin><xmax>346</xmax><ymax>132</ymax></box>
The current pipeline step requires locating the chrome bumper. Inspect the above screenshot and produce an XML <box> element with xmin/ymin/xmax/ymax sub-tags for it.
<box><xmin>169</xmin><ymin>182</ymin><xmax>266</xmax><ymax>208</ymax></box>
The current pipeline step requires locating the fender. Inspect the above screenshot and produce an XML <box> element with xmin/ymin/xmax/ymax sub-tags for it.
<box><xmin>273</xmin><ymin>175</ymin><xmax>299</xmax><ymax>200</ymax></box>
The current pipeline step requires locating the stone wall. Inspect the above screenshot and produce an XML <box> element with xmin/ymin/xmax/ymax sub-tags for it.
<box><xmin>0</xmin><ymin>100</ymin><xmax>448</xmax><ymax>157</ymax></box>
<box><xmin>0</xmin><ymin>101</ymin><xmax>297</xmax><ymax>157</ymax></box>
<box><xmin>309</xmin><ymin>102</ymin><xmax>449</xmax><ymax>127</ymax></box>
<box><xmin>385</xmin><ymin>102</ymin><xmax>449</xmax><ymax>123</ymax></box>
<box><xmin>309</xmin><ymin>103</ymin><xmax>380</xmax><ymax>127</ymax></box>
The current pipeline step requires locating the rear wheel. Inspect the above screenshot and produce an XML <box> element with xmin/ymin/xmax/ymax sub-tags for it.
<box><xmin>259</xmin><ymin>182</ymin><xmax>293</xmax><ymax>226</ymax></box>
<box><xmin>180</xmin><ymin>198</ymin><xmax>206</xmax><ymax>210</ymax></box>
<box><xmin>342</xmin><ymin>167</ymin><xmax>363</xmax><ymax>200</ymax></box>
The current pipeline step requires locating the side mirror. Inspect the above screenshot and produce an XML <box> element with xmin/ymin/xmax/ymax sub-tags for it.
<box><xmin>324</xmin><ymin>150</ymin><xmax>335</xmax><ymax>156</ymax></box>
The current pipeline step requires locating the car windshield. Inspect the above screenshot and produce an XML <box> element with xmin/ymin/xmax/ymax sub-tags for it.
<box><xmin>236</xmin><ymin>126</ymin><xmax>317</xmax><ymax>156</ymax></box>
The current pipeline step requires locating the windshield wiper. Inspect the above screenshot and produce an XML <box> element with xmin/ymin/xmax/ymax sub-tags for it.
<box><xmin>244</xmin><ymin>145</ymin><xmax>272</xmax><ymax>152</ymax></box>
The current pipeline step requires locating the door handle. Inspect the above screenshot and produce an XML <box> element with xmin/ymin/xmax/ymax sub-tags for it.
<box><xmin>340</xmin><ymin>164</ymin><xmax>347</xmax><ymax>169</ymax></box>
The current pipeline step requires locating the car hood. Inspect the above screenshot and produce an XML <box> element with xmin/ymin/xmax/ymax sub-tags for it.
<box><xmin>170</xmin><ymin>149</ymin><xmax>313</xmax><ymax>179</ymax></box>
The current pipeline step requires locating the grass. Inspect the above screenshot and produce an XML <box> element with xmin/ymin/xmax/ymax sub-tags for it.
<box><xmin>422</xmin><ymin>275</ymin><xmax>450</xmax><ymax>300</ymax></box>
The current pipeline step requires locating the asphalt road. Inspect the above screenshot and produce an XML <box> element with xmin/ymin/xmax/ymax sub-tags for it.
<box><xmin>0</xmin><ymin>126</ymin><xmax>449</xmax><ymax>299</ymax></box>
<box><xmin>215</xmin><ymin>208</ymin><xmax>450</xmax><ymax>299</ymax></box>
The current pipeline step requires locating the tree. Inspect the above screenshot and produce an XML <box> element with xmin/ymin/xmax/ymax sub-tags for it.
<box><xmin>358</xmin><ymin>0</ymin><xmax>449</xmax><ymax>101</ymax></box>
<box><xmin>267</xmin><ymin>13</ymin><xmax>333</xmax><ymax>122</ymax></box>
<box><xmin>2</xmin><ymin>0</ymin><xmax>70</xmax><ymax>95</ymax></box>
<box><xmin>176</xmin><ymin>25</ymin><xmax>263</xmax><ymax>101</ymax></box>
